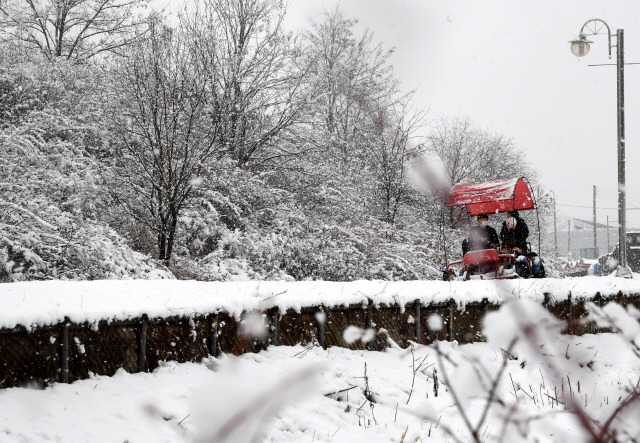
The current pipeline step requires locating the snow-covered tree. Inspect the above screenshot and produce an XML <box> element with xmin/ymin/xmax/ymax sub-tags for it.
<box><xmin>106</xmin><ymin>19</ymin><xmax>220</xmax><ymax>264</ymax></box>
<box><xmin>0</xmin><ymin>0</ymin><xmax>149</xmax><ymax>59</ymax></box>
<box><xmin>428</xmin><ymin>116</ymin><xmax>536</xmax><ymax>186</ymax></box>
<box><xmin>0</xmin><ymin>4</ymin><xmax>549</xmax><ymax>282</ymax></box>
<box><xmin>301</xmin><ymin>7</ymin><xmax>395</xmax><ymax>159</ymax></box>
<box><xmin>184</xmin><ymin>0</ymin><xmax>310</xmax><ymax>167</ymax></box>
<box><xmin>360</xmin><ymin>93</ymin><xmax>427</xmax><ymax>224</ymax></box>
<box><xmin>0</xmin><ymin>53</ymin><xmax>170</xmax><ymax>280</ymax></box>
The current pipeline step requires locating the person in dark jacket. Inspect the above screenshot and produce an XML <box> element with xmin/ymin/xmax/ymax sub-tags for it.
<box><xmin>462</xmin><ymin>214</ymin><xmax>500</xmax><ymax>255</ymax></box>
<box><xmin>500</xmin><ymin>210</ymin><xmax>529</xmax><ymax>254</ymax></box>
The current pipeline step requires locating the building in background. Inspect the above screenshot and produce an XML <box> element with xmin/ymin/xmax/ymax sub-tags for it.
<box><xmin>553</xmin><ymin>221</ymin><xmax>640</xmax><ymax>258</ymax></box>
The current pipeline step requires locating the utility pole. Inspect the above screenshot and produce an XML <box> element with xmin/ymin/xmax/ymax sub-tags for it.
<box><xmin>617</xmin><ymin>29</ymin><xmax>627</xmax><ymax>270</ymax></box>
<box><xmin>593</xmin><ymin>185</ymin><xmax>598</xmax><ymax>256</ymax></box>
<box><xmin>568</xmin><ymin>219</ymin><xmax>571</xmax><ymax>257</ymax></box>
<box><xmin>607</xmin><ymin>215</ymin><xmax>610</xmax><ymax>252</ymax></box>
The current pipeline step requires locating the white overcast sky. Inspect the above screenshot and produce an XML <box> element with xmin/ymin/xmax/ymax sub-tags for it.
<box><xmin>285</xmin><ymin>1</ymin><xmax>640</xmax><ymax>229</ymax></box>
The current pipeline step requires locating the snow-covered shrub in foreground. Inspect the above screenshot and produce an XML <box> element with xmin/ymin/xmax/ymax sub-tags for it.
<box><xmin>196</xmin><ymin>300</ymin><xmax>640</xmax><ymax>442</ymax></box>
<box><xmin>189</xmin><ymin>362</ymin><xmax>320</xmax><ymax>443</ymax></box>
<box><xmin>427</xmin><ymin>300</ymin><xmax>640</xmax><ymax>442</ymax></box>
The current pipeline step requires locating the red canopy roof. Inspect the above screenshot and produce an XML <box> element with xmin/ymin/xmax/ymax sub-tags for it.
<box><xmin>447</xmin><ymin>178</ymin><xmax>535</xmax><ymax>216</ymax></box>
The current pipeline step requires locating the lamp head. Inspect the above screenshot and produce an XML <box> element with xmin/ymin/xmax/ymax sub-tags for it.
<box><xmin>570</xmin><ymin>35</ymin><xmax>592</xmax><ymax>57</ymax></box>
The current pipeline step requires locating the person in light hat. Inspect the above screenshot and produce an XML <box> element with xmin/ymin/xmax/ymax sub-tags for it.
<box><xmin>500</xmin><ymin>210</ymin><xmax>529</xmax><ymax>254</ymax></box>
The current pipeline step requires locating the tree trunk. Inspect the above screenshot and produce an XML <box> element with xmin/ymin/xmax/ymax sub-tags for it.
<box><xmin>158</xmin><ymin>230</ymin><xmax>166</xmax><ymax>261</ymax></box>
<box><xmin>164</xmin><ymin>214</ymin><xmax>179</xmax><ymax>265</ymax></box>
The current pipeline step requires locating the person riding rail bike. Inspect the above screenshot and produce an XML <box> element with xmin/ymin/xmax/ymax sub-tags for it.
<box><xmin>462</xmin><ymin>214</ymin><xmax>499</xmax><ymax>255</ymax></box>
<box><xmin>499</xmin><ymin>210</ymin><xmax>529</xmax><ymax>254</ymax></box>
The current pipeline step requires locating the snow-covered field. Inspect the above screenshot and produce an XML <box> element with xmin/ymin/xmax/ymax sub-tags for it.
<box><xmin>1</xmin><ymin>300</ymin><xmax>639</xmax><ymax>443</ymax></box>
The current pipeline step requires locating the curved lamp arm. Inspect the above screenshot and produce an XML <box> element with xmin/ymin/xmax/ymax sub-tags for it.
<box><xmin>579</xmin><ymin>18</ymin><xmax>612</xmax><ymax>58</ymax></box>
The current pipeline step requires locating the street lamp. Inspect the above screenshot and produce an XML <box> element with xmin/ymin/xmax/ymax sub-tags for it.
<box><xmin>571</xmin><ymin>19</ymin><xmax>631</xmax><ymax>277</ymax></box>
<box><xmin>570</xmin><ymin>37</ymin><xmax>592</xmax><ymax>57</ymax></box>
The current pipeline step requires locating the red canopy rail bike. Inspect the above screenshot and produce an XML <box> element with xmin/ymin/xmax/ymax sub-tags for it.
<box><xmin>442</xmin><ymin>177</ymin><xmax>546</xmax><ymax>281</ymax></box>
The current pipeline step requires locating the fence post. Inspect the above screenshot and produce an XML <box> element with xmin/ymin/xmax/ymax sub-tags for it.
<box><xmin>447</xmin><ymin>300</ymin><xmax>454</xmax><ymax>342</ymax></box>
<box><xmin>208</xmin><ymin>313</ymin><xmax>218</xmax><ymax>357</ymax></box>
<box><xmin>566</xmin><ymin>294</ymin><xmax>573</xmax><ymax>335</ymax></box>
<box><xmin>316</xmin><ymin>307</ymin><xmax>326</xmax><ymax>350</ymax></box>
<box><xmin>365</xmin><ymin>300</ymin><xmax>373</xmax><ymax>329</ymax></box>
<box><xmin>365</xmin><ymin>300</ymin><xmax>373</xmax><ymax>350</ymax></box>
<box><xmin>414</xmin><ymin>300</ymin><xmax>421</xmax><ymax>343</ymax></box>
<box><xmin>138</xmin><ymin>314</ymin><xmax>148</xmax><ymax>373</ymax></box>
<box><xmin>480</xmin><ymin>298</ymin><xmax>489</xmax><ymax>341</ymax></box>
<box><xmin>271</xmin><ymin>307</ymin><xmax>279</xmax><ymax>346</ymax></box>
<box><xmin>60</xmin><ymin>317</ymin><xmax>70</xmax><ymax>383</ymax></box>
<box><xmin>593</xmin><ymin>293</ymin><xmax>601</xmax><ymax>334</ymax></box>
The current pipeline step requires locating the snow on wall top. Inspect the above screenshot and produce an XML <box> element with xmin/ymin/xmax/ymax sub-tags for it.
<box><xmin>0</xmin><ymin>277</ymin><xmax>639</xmax><ymax>330</ymax></box>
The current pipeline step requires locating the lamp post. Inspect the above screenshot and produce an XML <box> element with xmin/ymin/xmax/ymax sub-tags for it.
<box><xmin>570</xmin><ymin>19</ymin><xmax>630</xmax><ymax>276</ymax></box>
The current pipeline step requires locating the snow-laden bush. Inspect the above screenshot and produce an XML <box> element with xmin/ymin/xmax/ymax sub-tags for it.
<box><xmin>0</xmin><ymin>224</ymin><xmax>171</xmax><ymax>281</ymax></box>
<box><xmin>173</xmin><ymin>176</ymin><xmax>454</xmax><ymax>281</ymax></box>
<box><xmin>0</xmin><ymin>57</ymin><xmax>171</xmax><ymax>281</ymax></box>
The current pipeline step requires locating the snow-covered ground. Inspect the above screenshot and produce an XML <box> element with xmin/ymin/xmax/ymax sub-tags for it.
<box><xmin>1</xmin><ymin>329</ymin><xmax>638</xmax><ymax>442</ymax></box>
<box><xmin>1</xmin><ymin>284</ymin><xmax>639</xmax><ymax>443</ymax></box>
<box><xmin>1</xmin><ymin>276</ymin><xmax>640</xmax><ymax>329</ymax></box>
